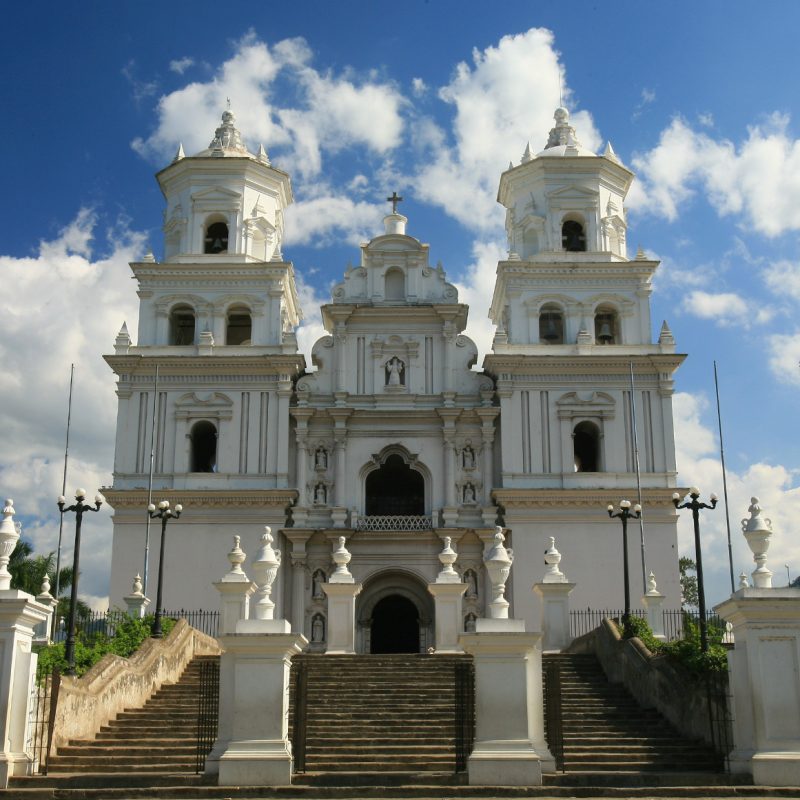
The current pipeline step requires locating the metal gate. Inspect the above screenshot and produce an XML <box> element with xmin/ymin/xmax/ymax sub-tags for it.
<box><xmin>706</xmin><ymin>671</ymin><xmax>733</xmax><ymax>772</ymax></box>
<box><xmin>454</xmin><ymin>659</ymin><xmax>474</xmax><ymax>773</ymax></box>
<box><xmin>29</xmin><ymin>664</ymin><xmax>60</xmax><ymax>775</ymax></box>
<box><xmin>543</xmin><ymin>660</ymin><xmax>565</xmax><ymax>771</ymax></box>
<box><xmin>195</xmin><ymin>658</ymin><xmax>220</xmax><ymax>773</ymax></box>
<box><xmin>290</xmin><ymin>659</ymin><xmax>308</xmax><ymax>773</ymax></box>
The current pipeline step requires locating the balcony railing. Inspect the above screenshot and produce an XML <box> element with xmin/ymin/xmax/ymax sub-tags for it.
<box><xmin>354</xmin><ymin>515</ymin><xmax>433</xmax><ymax>532</ymax></box>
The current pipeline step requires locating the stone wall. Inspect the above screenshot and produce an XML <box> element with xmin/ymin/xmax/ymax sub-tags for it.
<box><xmin>52</xmin><ymin>619</ymin><xmax>221</xmax><ymax>750</ymax></box>
<box><xmin>568</xmin><ymin>617</ymin><xmax>727</xmax><ymax>748</ymax></box>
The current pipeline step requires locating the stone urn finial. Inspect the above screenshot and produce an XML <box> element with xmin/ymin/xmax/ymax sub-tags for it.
<box><xmin>252</xmin><ymin>526</ymin><xmax>281</xmax><ymax>620</ymax></box>
<box><xmin>436</xmin><ymin>536</ymin><xmax>460</xmax><ymax>584</ymax></box>
<box><xmin>739</xmin><ymin>571</ymin><xmax>750</xmax><ymax>590</ymax></box>
<box><xmin>646</xmin><ymin>571</ymin><xmax>658</xmax><ymax>595</ymax></box>
<box><xmin>226</xmin><ymin>535</ymin><xmax>248</xmax><ymax>578</ymax></box>
<box><xmin>0</xmin><ymin>499</ymin><xmax>19</xmax><ymax>591</ymax></box>
<box><xmin>543</xmin><ymin>536</ymin><xmax>567</xmax><ymax>583</ymax></box>
<box><xmin>330</xmin><ymin>536</ymin><xmax>354</xmax><ymax>583</ymax></box>
<box><xmin>131</xmin><ymin>574</ymin><xmax>143</xmax><ymax>596</ymax></box>
<box><xmin>484</xmin><ymin>526</ymin><xmax>513</xmax><ymax>619</ymax></box>
<box><xmin>742</xmin><ymin>496</ymin><xmax>773</xmax><ymax>588</ymax></box>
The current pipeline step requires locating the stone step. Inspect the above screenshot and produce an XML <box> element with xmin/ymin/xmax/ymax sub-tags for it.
<box><xmin>57</xmin><ymin>745</ymin><xmax>197</xmax><ymax>757</ymax></box>
<box><xmin>47</xmin><ymin>762</ymin><xmax>196</xmax><ymax>774</ymax></box>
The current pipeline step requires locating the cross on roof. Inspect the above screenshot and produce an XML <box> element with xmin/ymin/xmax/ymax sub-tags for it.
<box><xmin>386</xmin><ymin>191</ymin><xmax>403</xmax><ymax>214</ymax></box>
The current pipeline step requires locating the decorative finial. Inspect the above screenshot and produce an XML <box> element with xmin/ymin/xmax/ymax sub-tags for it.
<box><xmin>520</xmin><ymin>142</ymin><xmax>533</xmax><ymax>164</ymax></box>
<box><xmin>208</xmin><ymin>107</ymin><xmax>248</xmax><ymax>155</ymax></box>
<box><xmin>436</xmin><ymin>536</ymin><xmax>460</xmax><ymax>583</ymax></box>
<box><xmin>40</xmin><ymin>574</ymin><xmax>52</xmax><ymax>597</ymax></box>
<box><xmin>658</xmin><ymin>321</ymin><xmax>675</xmax><ymax>348</ymax></box>
<box><xmin>0</xmin><ymin>500</ymin><xmax>19</xmax><ymax>591</ymax></box>
<box><xmin>251</xmin><ymin>526</ymin><xmax>281</xmax><ymax>620</ymax></box>
<box><xmin>173</xmin><ymin>142</ymin><xmax>185</xmax><ymax>162</ymax></box>
<box><xmin>132</xmin><ymin>574</ymin><xmax>143</xmax><ymax>595</ymax></box>
<box><xmin>484</xmin><ymin>526</ymin><xmax>513</xmax><ymax>619</ymax></box>
<box><xmin>386</xmin><ymin>191</ymin><xmax>403</xmax><ymax>214</ymax></box>
<box><xmin>226</xmin><ymin>535</ymin><xmax>247</xmax><ymax>577</ymax></box>
<box><xmin>603</xmin><ymin>141</ymin><xmax>621</xmax><ymax>164</ymax></box>
<box><xmin>742</xmin><ymin>496</ymin><xmax>774</xmax><ymax>588</ymax></box>
<box><xmin>542</xmin><ymin>537</ymin><xmax>567</xmax><ymax>583</ymax></box>
<box><xmin>635</xmin><ymin>245</ymin><xmax>647</xmax><ymax>260</ymax></box>
<box><xmin>739</xmin><ymin>571</ymin><xmax>750</xmax><ymax>589</ymax></box>
<box><xmin>508</xmin><ymin>160</ymin><xmax>514</xmax><ymax>170</ymax></box>
<box><xmin>646</xmin><ymin>571</ymin><xmax>658</xmax><ymax>594</ymax></box>
<box><xmin>544</xmin><ymin>106</ymin><xmax>581</xmax><ymax>150</ymax></box>
<box><xmin>257</xmin><ymin>143</ymin><xmax>271</xmax><ymax>165</ymax></box>
<box><xmin>330</xmin><ymin>536</ymin><xmax>354</xmax><ymax>583</ymax></box>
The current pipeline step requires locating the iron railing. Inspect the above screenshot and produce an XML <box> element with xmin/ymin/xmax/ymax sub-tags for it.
<box><xmin>454</xmin><ymin>659</ymin><xmax>475</xmax><ymax>773</ymax></box>
<box><xmin>29</xmin><ymin>663</ymin><xmax>60</xmax><ymax>775</ymax></box>
<box><xmin>543</xmin><ymin>660</ymin><xmax>564</xmax><ymax>771</ymax></box>
<box><xmin>51</xmin><ymin>609</ymin><xmax>220</xmax><ymax>642</ymax></box>
<box><xmin>163</xmin><ymin>609</ymin><xmax>219</xmax><ymax>638</ymax></box>
<box><xmin>291</xmin><ymin>659</ymin><xmax>308</xmax><ymax>773</ymax></box>
<box><xmin>569</xmin><ymin>608</ymin><xmax>727</xmax><ymax>644</ymax></box>
<box><xmin>355</xmin><ymin>515</ymin><xmax>433</xmax><ymax>531</ymax></box>
<box><xmin>195</xmin><ymin>658</ymin><xmax>220</xmax><ymax>773</ymax></box>
<box><xmin>705</xmin><ymin>671</ymin><xmax>733</xmax><ymax>771</ymax></box>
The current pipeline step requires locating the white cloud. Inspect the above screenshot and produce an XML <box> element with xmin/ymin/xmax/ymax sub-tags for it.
<box><xmin>632</xmin><ymin>114</ymin><xmax>800</xmax><ymax>236</ymax></box>
<box><xmin>0</xmin><ymin>211</ymin><xmax>145</xmax><ymax>605</ymax></box>
<box><xmin>132</xmin><ymin>32</ymin><xmax>405</xmax><ymax>180</ymax></box>
<box><xmin>285</xmin><ymin>194</ymin><xmax>385</xmax><ymax>248</ymax></box>
<box><xmin>411</xmin><ymin>77</ymin><xmax>427</xmax><ymax>97</ymax></box>
<box><xmin>764</xmin><ymin>259</ymin><xmax>800</xmax><ymax>301</ymax></box>
<box><xmin>682</xmin><ymin>290</ymin><xmax>773</xmax><ymax>327</ymax></box>
<box><xmin>169</xmin><ymin>57</ymin><xmax>194</xmax><ymax>75</ymax></box>
<box><xmin>413</xmin><ymin>28</ymin><xmax>601</xmax><ymax>232</ymax></box>
<box><xmin>673</xmin><ymin>392</ymin><xmax>800</xmax><ymax>605</ymax></box>
<box><xmin>767</xmin><ymin>331</ymin><xmax>800</xmax><ymax>386</ymax></box>
<box><xmin>632</xmin><ymin>88</ymin><xmax>656</xmax><ymax>121</ymax></box>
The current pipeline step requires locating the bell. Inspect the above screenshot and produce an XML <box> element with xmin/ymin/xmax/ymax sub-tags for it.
<box><xmin>597</xmin><ymin>321</ymin><xmax>614</xmax><ymax>344</ymax></box>
<box><xmin>542</xmin><ymin>317</ymin><xmax>560</xmax><ymax>342</ymax></box>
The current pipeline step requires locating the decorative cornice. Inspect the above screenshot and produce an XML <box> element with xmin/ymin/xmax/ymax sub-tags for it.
<box><xmin>483</xmin><ymin>353</ymin><xmax>685</xmax><ymax>376</ymax></box>
<box><xmin>492</xmin><ymin>487</ymin><xmax>681</xmax><ymax>509</ymax></box>
<box><xmin>102</xmin><ymin>488</ymin><xmax>298</xmax><ymax>509</ymax></box>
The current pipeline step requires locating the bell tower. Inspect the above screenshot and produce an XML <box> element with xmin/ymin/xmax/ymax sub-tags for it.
<box><xmin>104</xmin><ymin>109</ymin><xmax>304</xmax><ymax>611</ymax></box>
<box><xmin>484</xmin><ymin>107</ymin><xmax>685</xmax><ymax>623</ymax></box>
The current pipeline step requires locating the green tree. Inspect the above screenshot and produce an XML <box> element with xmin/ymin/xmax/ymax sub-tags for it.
<box><xmin>679</xmin><ymin>556</ymin><xmax>699</xmax><ymax>610</ymax></box>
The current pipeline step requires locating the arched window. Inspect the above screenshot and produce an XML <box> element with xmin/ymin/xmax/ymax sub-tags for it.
<box><xmin>539</xmin><ymin>303</ymin><xmax>564</xmax><ymax>344</ymax></box>
<box><xmin>594</xmin><ymin>306</ymin><xmax>619</xmax><ymax>345</ymax></box>
<box><xmin>190</xmin><ymin>420</ymin><xmax>217</xmax><ymax>473</ymax></box>
<box><xmin>573</xmin><ymin>421</ymin><xmax>600</xmax><ymax>472</ymax></box>
<box><xmin>365</xmin><ymin>454</ymin><xmax>424</xmax><ymax>516</ymax></box>
<box><xmin>204</xmin><ymin>221</ymin><xmax>229</xmax><ymax>254</ymax></box>
<box><xmin>562</xmin><ymin>220</ymin><xmax>586</xmax><ymax>252</ymax></box>
<box><xmin>169</xmin><ymin>305</ymin><xmax>195</xmax><ymax>346</ymax></box>
<box><xmin>226</xmin><ymin>307</ymin><xmax>252</xmax><ymax>345</ymax></box>
<box><xmin>385</xmin><ymin>268</ymin><xmax>405</xmax><ymax>301</ymax></box>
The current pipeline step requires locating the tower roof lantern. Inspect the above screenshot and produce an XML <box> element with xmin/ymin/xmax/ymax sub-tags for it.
<box><xmin>192</xmin><ymin>107</ymin><xmax>252</xmax><ymax>158</ymax></box>
<box><xmin>535</xmin><ymin>106</ymin><xmax>596</xmax><ymax>158</ymax></box>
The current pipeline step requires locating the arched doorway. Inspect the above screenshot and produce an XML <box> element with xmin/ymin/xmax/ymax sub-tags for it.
<box><xmin>370</xmin><ymin>595</ymin><xmax>419</xmax><ymax>653</ymax></box>
<box><xmin>356</xmin><ymin>570</ymin><xmax>433</xmax><ymax>654</ymax></box>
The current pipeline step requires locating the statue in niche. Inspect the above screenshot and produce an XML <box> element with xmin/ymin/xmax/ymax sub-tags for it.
<box><xmin>386</xmin><ymin>356</ymin><xmax>404</xmax><ymax>386</ymax></box>
<box><xmin>463</xmin><ymin>483</ymin><xmax>476</xmax><ymax>504</ymax></box>
<box><xmin>315</xmin><ymin>446</ymin><xmax>328</xmax><ymax>470</ymax></box>
<box><xmin>462</xmin><ymin>444</ymin><xmax>475</xmax><ymax>470</ymax></box>
<box><xmin>464</xmin><ymin>613</ymin><xmax>477</xmax><ymax>633</ymax></box>
<box><xmin>314</xmin><ymin>483</ymin><xmax>327</xmax><ymax>505</ymax></box>
<box><xmin>311</xmin><ymin>613</ymin><xmax>325</xmax><ymax>643</ymax></box>
<box><xmin>464</xmin><ymin>569</ymin><xmax>478</xmax><ymax>598</ymax></box>
<box><xmin>312</xmin><ymin>569</ymin><xmax>326</xmax><ymax>600</ymax></box>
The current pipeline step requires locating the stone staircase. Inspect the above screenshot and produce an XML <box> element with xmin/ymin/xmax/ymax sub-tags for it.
<box><xmin>44</xmin><ymin>654</ymin><xmax>217</xmax><ymax>779</ymax></box>
<box><xmin>543</xmin><ymin>653</ymin><xmax>722</xmax><ymax>778</ymax></box>
<box><xmin>289</xmin><ymin>653</ymin><xmax>471</xmax><ymax>786</ymax></box>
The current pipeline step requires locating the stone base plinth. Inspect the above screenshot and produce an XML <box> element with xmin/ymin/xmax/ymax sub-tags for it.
<box><xmin>322</xmin><ymin>582</ymin><xmax>362</xmax><ymax>654</ymax></box>
<box><xmin>428</xmin><ymin>582</ymin><xmax>467</xmax><ymax>653</ymax></box>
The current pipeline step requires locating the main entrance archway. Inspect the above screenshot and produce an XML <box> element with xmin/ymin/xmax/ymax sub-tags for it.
<box><xmin>356</xmin><ymin>570</ymin><xmax>433</xmax><ymax>654</ymax></box>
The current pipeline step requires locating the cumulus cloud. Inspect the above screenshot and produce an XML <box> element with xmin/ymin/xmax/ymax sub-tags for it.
<box><xmin>767</xmin><ymin>332</ymin><xmax>800</xmax><ymax>386</ymax></box>
<box><xmin>412</xmin><ymin>28</ymin><xmax>601</xmax><ymax>232</ymax></box>
<box><xmin>285</xmin><ymin>194</ymin><xmax>386</xmax><ymax>248</ymax></box>
<box><xmin>673</xmin><ymin>392</ymin><xmax>800</xmax><ymax>605</ymax></box>
<box><xmin>132</xmin><ymin>32</ymin><xmax>404</xmax><ymax>180</ymax></box>
<box><xmin>631</xmin><ymin>114</ymin><xmax>800</xmax><ymax>236</ymax></box>
<box><xmin>0</xmin><ymin>212</ymin><xmax>145</xmax><ymax>605</ymax></box>
<box><xmin>764</xmin><ymin>259</ymin><xmax>800</xmax><ymax>301</ymax></box>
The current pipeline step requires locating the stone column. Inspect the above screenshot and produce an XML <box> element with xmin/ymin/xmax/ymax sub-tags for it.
<box><xmin>276</xmin><ymin>374</ymin><xmax>292</xmax><ymax>489</ymax></box>
<box><xmin>322</xmin><ymin>537</ymin><xmax>361</xmax><ymax>654</ymax></box>
<box><xmin>459</xmin><ymin>631</ymin><xmax>553</xmax><ymax>785</ymax></box>
<box><xmin>290</xmin><ymin>554</ymin><xmax>308</xmax><ymax>637</ymax></box>
<box><xmin>532</xmin><ymin>538</ymin><xmax>575</xmax><ymax>652</ymax></box>
<box><xmin>428</xmin><ymin>537</ymin><xmax>467</xmax><ymax>653</ymax></box>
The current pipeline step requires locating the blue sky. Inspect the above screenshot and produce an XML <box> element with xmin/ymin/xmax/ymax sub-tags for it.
<box><xmin>2</xmin><ymin>1</ymin><xmax>799</xmax><ymax>607</ymax></box>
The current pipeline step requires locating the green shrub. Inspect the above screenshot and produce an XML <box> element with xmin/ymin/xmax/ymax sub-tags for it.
<box><xmin>36</xmin><ymin>614</ymin><xmax>176</xmax><ymax>678</ymax></box>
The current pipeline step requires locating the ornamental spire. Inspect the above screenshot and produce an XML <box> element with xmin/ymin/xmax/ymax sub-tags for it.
<box><xmin>544</xmin><ymin>107</ymin><xmax>581</xmax><ymax>150</ymax></box>
<box><xmin>208</xmin><ymin>108</ymin><xmax>249</xmax><ymax>156</ymax></box>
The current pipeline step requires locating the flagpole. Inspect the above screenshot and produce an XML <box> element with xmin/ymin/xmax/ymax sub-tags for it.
<box><xmin>142</xmin><ymin>365</ymin><xmax>159</xmax><ymax>596</ymax></box>
<box><xmin>630</xmin><ymin>362</ymin><xmax>648</xmax><ymax>593</ymax></box>
<box><xmin>52</xmin><ymin>363</ymin><xmax>74</xmax><ymax>639</ymax></box>
<box><xmin>714</xmin><ymin>361</ymin><xmax>735</xmax><ymax>593</ymax></box>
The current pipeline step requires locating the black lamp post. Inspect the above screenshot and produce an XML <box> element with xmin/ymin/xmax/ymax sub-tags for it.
<box><xmin>57</xmin><ymin>488</ymin><xmax>103</xmax><ymax>675</ymax></box>
<box><xmin>147</xmin><ymin>500</ymin><xmax>182</xmax><ymax>638</ymax></box>
<box><xmin>607</xmin><ymin>499</ymin><xmax>642</xmax><ymax>630</ymax></box>
<box><xmin>672</xmin><ymin>487</ymin><xmax>717</xmax><ymax>653</ymax></box>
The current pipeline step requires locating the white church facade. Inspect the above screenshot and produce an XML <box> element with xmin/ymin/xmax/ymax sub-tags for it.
<box><xmin>104</xmin><ymin>106</ymin><xmax>684</xmax><ymax>650</ymax></box>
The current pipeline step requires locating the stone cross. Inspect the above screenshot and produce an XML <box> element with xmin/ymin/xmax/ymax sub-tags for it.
<box><xmin>386</xmin><ymin>191</ymin><xmax>403</xmax><ymax>214</ymax></box>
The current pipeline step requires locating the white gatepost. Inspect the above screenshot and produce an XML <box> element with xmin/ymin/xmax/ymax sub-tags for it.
<box><xmin>208</xmin><ymin>528</ymin><xmax>308</xmax><ymax>786</ymax></box>
<box><xmin>715</xmin><ymin>497</ymin><xmax>800</xmax><ymax>786</ymax></box>
<box><xmin>427</xmin><ymin>536</ymin><xmax>467</xmax><ymax>653</ymax></box>
<box><xmin>0</xmin><ymin>500</ymin><xmax>49</xmax><ymax>786</ymax></box>
<box><xmin>458</xmin><ymin>527</ymin><xmax>553</xmax><ymax>786</ymax></box>
<box><xmin>532</xmin><ymin>537</ymin><xmax>575</xmax><ymax>651</ymax></box>
<box><xmin>122</xmin><ymin>574</ymin><xmax>150</xmax><ymax>619</ymax></box>
<box><xmin>322</xmin><ymin>536</ymin><xmax>361</xmax><ymax>654</ymax></box>
<box><xmin>642</xmin><ymin>571</ymin><xmax>666</xmax><ymax>640</ymax></box>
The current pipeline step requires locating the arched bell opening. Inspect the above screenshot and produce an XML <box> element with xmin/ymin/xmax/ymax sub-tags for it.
<box><xmin>364</xmin><ymin>453</ymin><xmax>425</xmax><ymax>516</ymax></box>
<box><xmin>169</xmin><ymin>304</ymin><xmax>196</xmax><ymax>346</ymax></box>
<box><xmin>204</xmin><ymin>217</ymin><xmax>229</xmax><ymax>254</ymax></box>
<box><xmin>356</xmin><ymin>570</ymin><xmax>433</xmax><ymax>654</ymax></box>
<box><xmin>562</xmin><ymin>218</ymin><xmax>586</xmax><ymax>252</ymax></box>
<box><xmin>539</xmin><ymin>303</ymin><xmax>565</xmax><ymax>344</ymax></box>
<box><xmin>594</xmin><ymin>305</ymin><xmax>619</xmax><ymax>345</ymax></box>
<box><xmin>225</xmin><ymin>305</ymin><xmax>252</xmax><ymax>345</ymax></box>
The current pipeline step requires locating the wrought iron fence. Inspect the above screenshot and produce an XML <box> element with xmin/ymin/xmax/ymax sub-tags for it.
<box><xmin>162</xmin><ymin>609</ymin><xmax>219</xmax><ymax>638</ymax></box>
<box><xmin>355</xmin><ymin>515</ymin><xmax>433</xmax><ymax>531</ymax></box>
<box><xmin>291</xmin><ymin>659</ymin><xmax>308</xmax><ymax>773</ymax></box>
<box><xmin>51</xmin><ymin>609</ymin><xmax>219</xmax><ymax>642</ymax></box>
<box><xmin>195</xmin><ymin>658</ymin><xmax>220</xmax><ymax>774</ymax></box>
<box><xmin>570</xmin><ymin>608</ymin><xmax>727</xmax><ymax>643</ymax></box>
<box><xmin>29</xmin><ymin>663</ymin><xmax>60</xmax><ymax>775</ymax></box>
<box><xmin>454</xmin><ymin>659</ymin><xmax>475</xmax><ymax>773</ymax></box>
<box><xmin>705</xmin><ymin>671</ymin><xmax>733</xmax><ymax>770</ymax></box>
<box><xmin>543</xmin><ymin>660</ymin><xmax>564</xmax><ymax>771</ymax></box>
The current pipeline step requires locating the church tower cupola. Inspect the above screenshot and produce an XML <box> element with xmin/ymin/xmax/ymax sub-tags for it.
<box><xmin>156</xmin><ymin>108</ymin><xmax>293</xmax><ymax>263</ymax></box>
